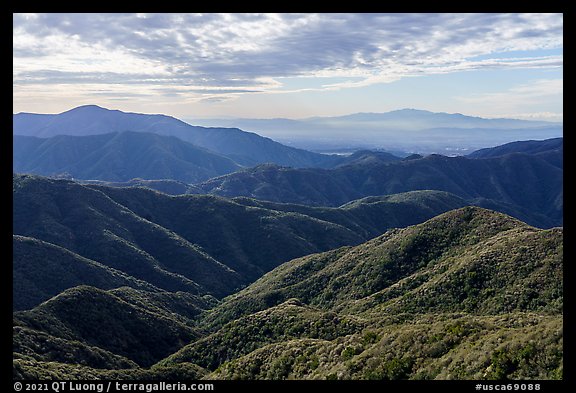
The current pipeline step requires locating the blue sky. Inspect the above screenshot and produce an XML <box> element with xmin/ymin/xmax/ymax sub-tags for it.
<box><xmin>13</xmin><ymin>13</ymin><xmax>563</xmax><ymax>121</ymax></box>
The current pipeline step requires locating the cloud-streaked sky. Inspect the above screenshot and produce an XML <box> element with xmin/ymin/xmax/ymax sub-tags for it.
<box><xmin>13</xmin><ymin>13</ymin><xmax>563</xmax><ymax>121</ymax></box>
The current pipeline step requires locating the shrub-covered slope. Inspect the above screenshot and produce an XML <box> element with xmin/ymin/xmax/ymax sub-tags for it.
<box><xmin>162</xmin><ymin>207</ymin><xmax>563</xmax><ymax>380</ymax></box>
<box><xmin>197</xmin><ymin>145</ymin><xmax>562</xmax><ymax>227</ymax></box>
<box><xmin>13</xmin><ymin>180</ymin><xmax>563</xmax><ymax>380</ymax></box>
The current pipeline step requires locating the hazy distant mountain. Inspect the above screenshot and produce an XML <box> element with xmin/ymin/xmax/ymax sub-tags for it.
<box><xmin>190</xmin><ymin>109</ymin><xmax>562</xmax><ymax>154</ymax></box>
<box><xmin>197</xmin><ymin>139</ymin><xmax>563</xmax><ymax>228</ymax></box>
<box><xmin>307</xmin><ymin>108</ymin><xmax>560</xmax><ymax>129</ymax></box>
<box><xmin>13</xmin><ymin>132</ymin><xmax>242</xmax><ymax>183</ymax></box>
<box><xmin>192</xmin><ymin>108</ymin><xmax>560</xmax><ymax>133</ymax></box>
<box><xmin>13</xmin><ymin>105</ymin><xmax>342</xmax><ymax>168</ymax></box>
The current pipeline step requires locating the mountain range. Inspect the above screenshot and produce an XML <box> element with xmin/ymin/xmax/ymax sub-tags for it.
<box><xmin>182</xmin><ymin>207</ymin><xmax>562</xmax><ymax>380</ymax></box>
<box><xmin>196</xmin><ymin>140</ymin><xmax>563</xmax><ymax>228</ymax></box>
<box><xmin>16</xmin><ymin>173</ymin><xmax>518</xmax><ymax>308</ymax></box>
<box><xmin>12</xmin><ymin>131</ymin><xmax>400</xmax><ymax>184</ymax></box>
<box><xmin>13</xmin><ymin>105</ymin><xmax>342</xmax><ymax>168</ymax></box>
<box><xmin>14</xmin><ymin>118</ymin><xmax>562</xmax><ymax>229</ymax></box>
<box><xmin>12</xmin><ymin>106</ymin><xmax>563</xmax><ymax>225</ymax></box>
<box><xmin>188</xmin><ymin>108</ymin><xmax>563</xmax><ymax>154</ymax></box>
<box><xmin>12</xmin><ymin>105</ymin><xmax>563</xmax><ymax>381</ymax></box>
<box><xmin>14</xmin><ymin>206</ymin><xmax>563</xmax><ymax>380</ymax></box>
<box><xmin>30</xmin><ymin>135</ymin><xmax>563</xmax><ymax>228</ymax></box>
<box><xmin>467</xmin><ymin>137</ymin><xmax>563</xmax><ymax>161</ymax></box>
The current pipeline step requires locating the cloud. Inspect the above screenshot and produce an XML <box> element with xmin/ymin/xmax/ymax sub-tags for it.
<box><xmin>459</xmin><ymin>78</ymin><xmax>562</xmax><ymax>103</ymax></box>
<box><xmin>497</xmin><ymin>112</ymin><xmax>563</xmax><ymax>122</ymax></box>
<box><xmin>197</xmin><ymin>96</ymin><xmax>236</xmax><ymax>104</ymax></box>
<box><xmin>13</xmin><ymin>13</ymin><xmax>563</xmax><ymax>100</ymax></box>
<box><xmin>455</xmin><ymin>78</ymin><xmax>563</xmax><ymax>119</ymax></box>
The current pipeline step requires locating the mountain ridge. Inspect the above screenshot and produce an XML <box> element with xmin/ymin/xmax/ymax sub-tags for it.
<box><xmin>196</xmin><ymin>142</ymin><xmax>563</xmax><ymax>228</ymax></box>
<box><xmin>13</xmin><ymin>204</ymin><xmax>563</xmax><ymax>380</ymax></box>
<box><xmin>468</xmin><ymin>137</ymin><xmax>563</xmax><ymax>162</ymax></box>
<box><xmin>15</xmin><ymin>173</ymin><xmax>549</xmax><ymax>311</ymax></box>
<box><xmin>13</xmin><ymin>105</ymin><xmax>343</xmax><ymax>169</ymax></box>
<box><xmin>163</xmin><ymin>206</ymin><xmax>563</xmax><ymax>380</ymax></box>
<box><xmin>11</xmin><ymin>105</ymin><xmax>563</xmax><ymax>380</ymax></box>
<box><xmin>13</xmin><ymin>235</ymin><xmax>160</xmax><ymax>311</ymax></box>
<box><xmin>13</xmin><ymin>173</ymin><xmax>243</xmax><ymax>298</ymax></box>
<box><xmin>304</xmin><ymin>108</ymin><xmax>561</xmax><ymax>128</ymax></box>
<box><xmin>189</xmin><ymin>108</ymin><xmax>562</xmax><ymax>153</ymax></box>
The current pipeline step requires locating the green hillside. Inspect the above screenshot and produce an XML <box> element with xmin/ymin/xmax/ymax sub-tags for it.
<box><xmin>14</xmin><ymin>286</ymin><xmax>201</xmax><ymax>367</ymax></box>
<box><xmin>197</xmin><ymin>148</ymin><xmax>563</xmax><ymax>228</ymax></box>
<box><xmin>13</xmin><ymin>174</ymin><xmax>242</xmax><ymax>298</ymax></box>
<box><xmin>208</xmin><ymin>314</ymin><xmax>562</xmax><ymax>380</ymax></box>
<box><xmin>202</xmin><ymin>208</ymin><xmax>562</xmax><ymax>327</ymax></box>
<box><xmin>13</xmin><ymin>235</ymin><xmax>158</xmax><ymax>311</ymax></box>
<box><xmin>13</xmin><ymin>178</ymin><xmax>563</xmax><ymax>381</ymax></box>
<box><xmin>152</xmin><ymin>207</ymin><xmax>561</xmax><ymax>380</ymax></box>
<box><xmin>16</xmin><ymin>175</ymin><xmax>490</xmax><ymax>309</ymax></box>
<box><xmin>160</xmin><ymin>299</ymin><xmax>364</xmax><ymax>370</ymax></box>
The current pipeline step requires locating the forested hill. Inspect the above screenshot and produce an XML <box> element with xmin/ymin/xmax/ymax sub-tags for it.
<box><xmin>14</xmin><ymin>174</ymin><xmax>491</xmax><ymax>306</ymax></box>
<box><xmin>14</xmin><ymin>207</ymin><xmax>563</xmax><ymax>380</ymax></box>
<box><xmin>196</xmin><ymin>143</ymin><xmax>563</xmax><ymax>227</ymax></box>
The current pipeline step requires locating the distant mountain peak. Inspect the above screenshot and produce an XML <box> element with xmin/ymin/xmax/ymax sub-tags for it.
<box><xmin>390</xmin><ymin>108</ymin><xmax>431</xmax><ymax>114</ymax></box>
<box><xmin>59</xmin><ymin>104</ymin><xmax>116</xmax><ymax>115</ymax></box>
<box><xmin>69</xmin><ymin>104</ymin><xmax>107</xmax><ymax>110</ymax></box>
<box><xmin>55</xmin><ymin>105</ymin><xmax>177</xmax><ymax>120</ymax></box>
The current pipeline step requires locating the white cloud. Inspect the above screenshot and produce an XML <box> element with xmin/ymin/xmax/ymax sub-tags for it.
<box><xmin>456</xmin><ymin>78</ymin><xmax>563</xmax><ymax>120</ymax></box>
<box><xmin>13</xmin><ymin>13</ymin><xmax>563</xmax><ymax>106</ymax></box>
<box><xmin>459</xmin><ymin>79</ymin><xmax>562</xmax><ymax>102</ymax></box>
<box><xmin>497</xmin><ymin>112</ymin><xmax>563</xmax><ymax>122</ymax></box>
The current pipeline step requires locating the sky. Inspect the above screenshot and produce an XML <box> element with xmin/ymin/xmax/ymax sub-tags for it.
<box><xmin>13</xmin><ymin>13</ymin><xmax>563</xmax><ymax>122</ymax></box>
